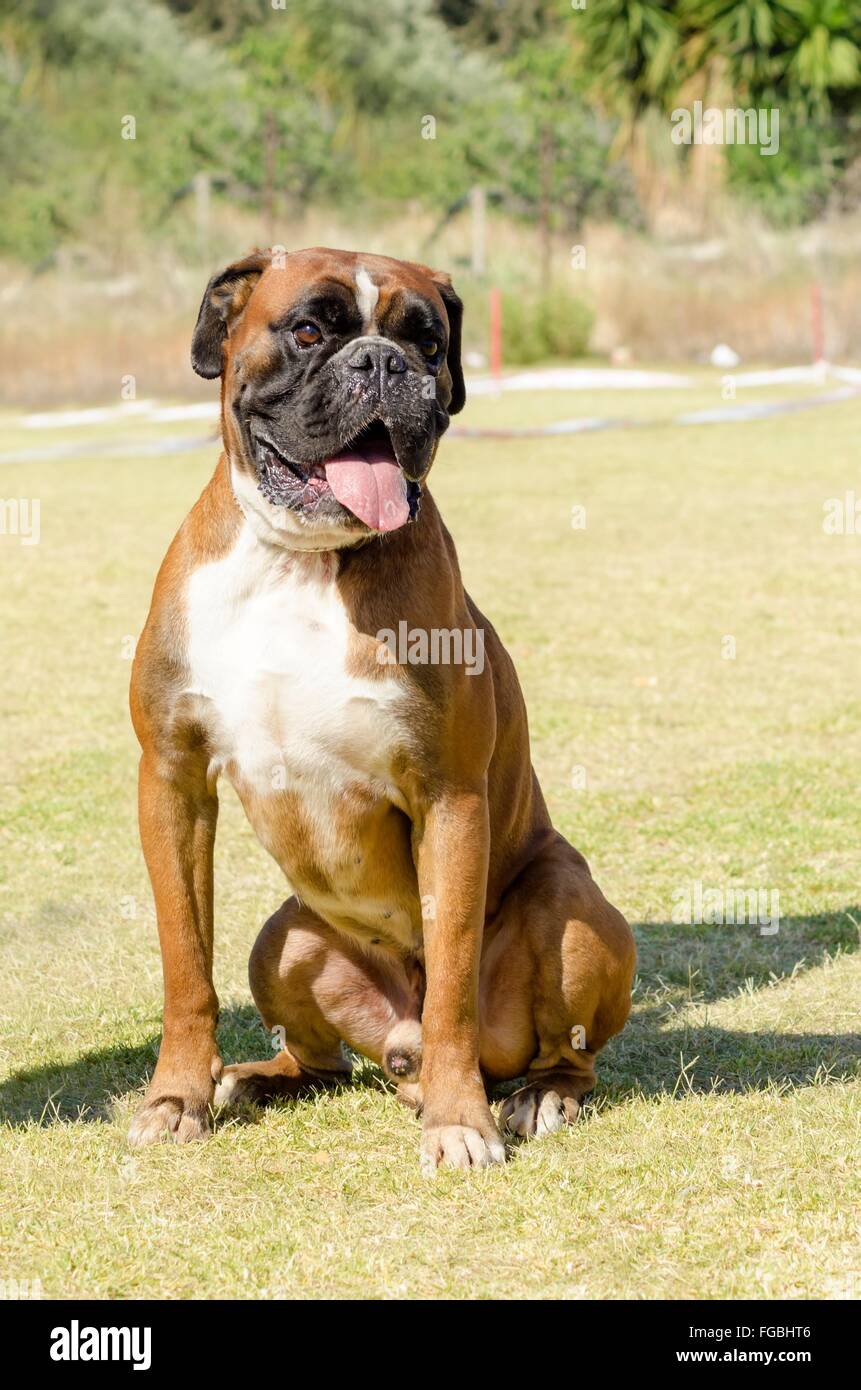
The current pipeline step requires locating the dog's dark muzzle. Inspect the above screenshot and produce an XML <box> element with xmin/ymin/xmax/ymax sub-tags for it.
<box><xmin>330</xmin><ymin>337</ymin><xmax>438</xmax><ymax>482</ymax></box>
<box><xmin>335</xmin><ymin>336</ymin><xmax>412</xmax><ymax>411</ymax></box>
<box><xmin>344</xmin><ymin>338</ymin><xmax>408</xmax><ymax>387</ymax></box>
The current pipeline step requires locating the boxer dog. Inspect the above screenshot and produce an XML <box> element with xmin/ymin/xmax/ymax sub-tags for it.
<box><xmin>129</xmin><ymin>247</ymin><xmax>635</xmax><ymax>1172</ymax></box>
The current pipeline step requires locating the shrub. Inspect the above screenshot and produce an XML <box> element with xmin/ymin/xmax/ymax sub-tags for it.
<box><xmin>501</xmin><ymin>288</ymin><xmax>594</xmax><ymax>364</ymax></box>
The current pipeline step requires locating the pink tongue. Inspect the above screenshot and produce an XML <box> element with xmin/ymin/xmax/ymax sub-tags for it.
<box><xmin>324</xmin><ymin>439</ymin><xmax>410</xmax><ymax>533</ymax></box>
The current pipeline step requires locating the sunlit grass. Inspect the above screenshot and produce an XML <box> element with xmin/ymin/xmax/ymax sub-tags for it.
<box><xmin>1</xmin><ymin>387</ymin><xmax>859</xmax><ymax>1299</ymax></box>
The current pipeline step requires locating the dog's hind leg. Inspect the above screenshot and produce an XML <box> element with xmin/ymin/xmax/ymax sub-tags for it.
<box><xmin>216</xmin><ymin>896</ymin><xmax>423</xmax><ymax>1108</ymax></box>
<box><xmin>479</xmin><ymin>833</ymin><xmax>636</xmax><ymax>1139</ymax></box>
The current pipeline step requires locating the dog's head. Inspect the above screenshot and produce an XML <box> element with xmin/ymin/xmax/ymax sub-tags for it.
<box><xmin>191</xmin><ymin>246</ymin><xmax>464</xmax><ymax>549</ymax></box>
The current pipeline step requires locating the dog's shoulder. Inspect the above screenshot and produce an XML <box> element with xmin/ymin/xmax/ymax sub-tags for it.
<box><xmin>130</xmin><ymin>456</ymin><xmax>239</xmax><ymax>743</ymax></box>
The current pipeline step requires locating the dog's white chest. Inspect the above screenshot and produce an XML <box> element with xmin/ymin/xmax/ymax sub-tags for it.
<box><xmin>183</xmin><ymin>527</ymin><xmax>405</xmax><ymax>803</ymax></box>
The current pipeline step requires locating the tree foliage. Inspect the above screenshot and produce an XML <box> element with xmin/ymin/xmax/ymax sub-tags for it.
<box><xmin>1</xmin><ymin>0</ymin><xmax>860</xmax><ymax>263</ymax></box>
<box><xmin>579</xmin><ymin>0</ymin><xmax>861</xmax><ymax>220</ymax></box>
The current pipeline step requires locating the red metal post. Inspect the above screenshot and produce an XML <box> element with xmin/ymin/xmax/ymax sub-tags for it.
<box><xmin>811</xmin><ymin>282</ymin><xmax>825</xmax><ymax>363</ymax></box>
<box><xmin>489</xmin><ymin>286</ymin><xmax>502</xmax><ymax>380</ymax></box>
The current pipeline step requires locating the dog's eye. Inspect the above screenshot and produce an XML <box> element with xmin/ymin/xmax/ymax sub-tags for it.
<box><xmin>419</xmin><ymin>338</ymin><xmax>440</xmax><ymax>359</ymax></box>
<box><xmin>293</xmin><ymin>322</ymin><xmax>322</xmax><ymax>347</ymax></box>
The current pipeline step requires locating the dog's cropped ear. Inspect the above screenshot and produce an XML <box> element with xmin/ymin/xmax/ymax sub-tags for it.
<box><xmin>431</xmin><ymin>274</ymin><xmax>465</xmax><ymax>415</ymax></box>
<box><xmin>191</xmin><ymin>249</ymin><xmax>273</xmax><ymax>379</ymax></box>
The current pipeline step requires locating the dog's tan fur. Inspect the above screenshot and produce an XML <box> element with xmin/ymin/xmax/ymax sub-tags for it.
<box><xmin>128</xmin><ymin>248</ymin><xmax>636</xmax><ymax>1171</ymax></box>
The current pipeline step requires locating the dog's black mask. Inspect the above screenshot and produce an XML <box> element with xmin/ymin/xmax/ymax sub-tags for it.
<box><xmin>190</xmin><ymin>249</ymin><xmax>465</xmax><ymax>533</ymax></box>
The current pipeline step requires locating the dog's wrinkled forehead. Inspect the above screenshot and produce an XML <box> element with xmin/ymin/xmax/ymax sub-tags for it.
<box><xmin>236</xmin><ymin>248</ymin><xmax>449</xmax><ymax>346</ymax></box>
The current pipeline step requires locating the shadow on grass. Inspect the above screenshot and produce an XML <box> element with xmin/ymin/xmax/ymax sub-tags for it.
<box><xmin>0</xmin><ymin>1005</ymin><xmax>265</xmax><ymax>1128</ymax></box>
<box><xmin>1</xmin><ymin>910</ymin><xmax>858</xmax><ymax>1128</ymax></box>
<box><xmin>603</xmin><ymin>1009</ymin><xmax>861</xmax><ymax>1104</ymax></box>
<box><xmin>632</xmin><ymin>908</ymin><xmax>860</xmax><ymax>1005</ymax></box>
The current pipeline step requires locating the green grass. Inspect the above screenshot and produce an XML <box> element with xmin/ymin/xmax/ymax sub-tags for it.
<box><xmin>1</xmin><ymin>380</ymin><xmax>860</xmax><ymax>1300</ymax></box>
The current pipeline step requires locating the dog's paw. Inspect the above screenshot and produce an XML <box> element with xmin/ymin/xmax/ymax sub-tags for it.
<box><xmin>395</xmin><ymin>1079</ymin><xmax>423</xmax><ymax>1112</ymax></box>
<box><xmin>214</xmin><ymin>1066</ymin><xmax>259</xmax><ymax>1108</ymax></box>
<box><xmin>128</xmin><ymin>1093</ymin><xmax>211</xmax><ymax>1148</ymax></box>
<box><xmin>499</xmin><ymin>1084</ymin><xmax>580</xmax><ymax>1139</ymax></box>
<box><xmin>215</xmin><ymin>1056</ymin><xmax>350</xmax><ymax>1108</ymax></box>
<box><xmin>420</xmin><ymin>1122</ymin><xmax>505</xmax><ymax>1175</ymax></box>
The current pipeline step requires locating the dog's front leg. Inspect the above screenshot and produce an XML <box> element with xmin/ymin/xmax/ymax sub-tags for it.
<box><xmin>415</xmin><ymin>787</ymin><xmax>505</xmax><ymax>1174</ymax></box>
<box><xmin>128</xmin><ymin>752</ymin><xmax>220</xmax><ymax>1147</ymax></box>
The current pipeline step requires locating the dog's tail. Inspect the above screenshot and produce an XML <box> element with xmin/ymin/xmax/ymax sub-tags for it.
<box><xmin>382</xmin><ymin>1018</ymin><xmax>422</xmax><ymax>1083</ymax></box>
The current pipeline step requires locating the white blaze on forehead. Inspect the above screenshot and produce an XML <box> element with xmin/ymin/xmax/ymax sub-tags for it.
<box><xmin>355</xmin><ymin>266</ymin><xmax>379</xmax><ymax>326</ymax></box>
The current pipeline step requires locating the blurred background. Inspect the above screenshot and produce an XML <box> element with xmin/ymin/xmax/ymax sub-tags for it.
<box><xmin>3</xmin><ymin>0</ymin><xmax>861</xmax><ymax>403</ymax></box>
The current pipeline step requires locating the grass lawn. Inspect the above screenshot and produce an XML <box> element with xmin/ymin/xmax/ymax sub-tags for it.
<box><xmin>0</xmin><ymin>379</ymin><xmax>859</xmax><ymax>1300</ymax></box>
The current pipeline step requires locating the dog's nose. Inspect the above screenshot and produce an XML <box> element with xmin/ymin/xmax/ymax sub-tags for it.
<box><xmin>346</xmin><ymin>341</ymin><xmax>407</xmax><ymax>381</ymax></box>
